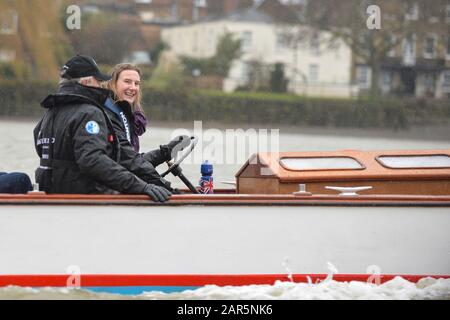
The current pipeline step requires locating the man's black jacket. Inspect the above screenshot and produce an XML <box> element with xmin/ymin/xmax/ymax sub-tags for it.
<box><xmin>34</xmin><ymin>81</ymin><xmax>151</xmax><ymax>194</ymax></box>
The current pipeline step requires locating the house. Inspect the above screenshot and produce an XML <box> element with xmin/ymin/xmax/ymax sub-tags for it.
<box><xmin>161</xmin><ymin>0</ymin><xmax>355</xmax><ymax>97</ymax></box>
<box><xmin>133</xmin><ymin>0</ymin><xmax>208</xmax><ymax>23</ymax></box>
<box><xmin>352</xmin><ymin>0</ymin><xmax>450</xmax><ymax>99</ymax></box>
<box><xmin>131</xmin><ymin>0</ymin><xmax>256</xmax><ymax>23</ymax></box>
<box><xmin>74</xmin><ymin>0</ymin><xmax>259</xmax><ymax>66</ymax></box>
<box><xmin>0</xmin><ymin>4</ymin><xmax>19</xmax><ymax>65</ymax></box>
<box><xmin>206</xmin><ymin>0</ymin><xmax>254</xmax><ymax>15</ymax></box>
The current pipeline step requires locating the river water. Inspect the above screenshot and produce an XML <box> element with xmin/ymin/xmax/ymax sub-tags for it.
<box><xmin>1</xmin><ymin>119</ymin><xmax>449</xmax><ymax>188</ymax></box>
<box><xmin>1</xmin><ymin>277</ymin><xmax>450</xmax><ymax>300</ymax></box>
<box><xmin>0</xmin><ymin>119</ymin><xmax>449</xmax><ymax>300</ymax></box>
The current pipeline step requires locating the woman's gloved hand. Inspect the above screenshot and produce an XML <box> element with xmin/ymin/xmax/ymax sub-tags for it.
<box><xmin>143</xmin><ymin>184</ymin><xmax>172</xmax><ymax>202</ymax></box>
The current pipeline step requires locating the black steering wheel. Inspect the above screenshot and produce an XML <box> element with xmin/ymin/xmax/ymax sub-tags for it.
<box><xmin>161</xmin><ymin>136</ymin><xmax>200</xmax><ymax>194</ymax></box>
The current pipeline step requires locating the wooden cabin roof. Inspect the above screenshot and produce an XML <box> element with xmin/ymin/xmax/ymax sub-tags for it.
<box><xmin>235</xmin><ymin>149</ymin><xmax>450</xmax><ymax>182</ymax></box>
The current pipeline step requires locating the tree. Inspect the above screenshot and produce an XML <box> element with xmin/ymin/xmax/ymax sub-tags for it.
<box><xmin>67</xmin><ymin>12</ymin><xmax>141</xmax><ymax>65</ymax></box>
<box><xmin>270</xmin><ymin>63</ymin><xmax>288</xmax><ymax>93</ymax></box>
<box><xmin>0</xmin><ymin>0</ymin><xmax>70</xmax><ymax>81</ymax></box>
<box><xmin>209</xmin><ymin>32</ymin><xmax>242</xmax><ymax>77</ymax></box>
<box><xmin>303</xmin><ymin>0</ymin><xmax>438</xmax><ymax>97</ymax></box>
<box><xmin>149</xmin><ymin>51</ymin><xmax>186</xmax><ymax>91</ymax></box>
<box><xmin>181</xmin><ymin>32</ymin><xmax>241</xmax><ymax>77</ymax></box>
<box><xmin>244</xmin><ymin>59</ymin><xmax>271</xmax><ymax>91</ymax></box>
<box><xmin>150</xmin><ymin>41</ymin><xmax>169</xmax><ymax>67</ymax></box>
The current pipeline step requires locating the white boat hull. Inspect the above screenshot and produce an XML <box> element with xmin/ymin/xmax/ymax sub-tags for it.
<box><xmin>1</xmin><ymin>204</ymin><xmax>449</xmax><ymax>276</ymax></box>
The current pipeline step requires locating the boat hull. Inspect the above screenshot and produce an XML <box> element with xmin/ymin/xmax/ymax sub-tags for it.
<box><xmin>1</xmin><ymin>199</ymin><xmax>449</xmax><ymax>293</ymax></box>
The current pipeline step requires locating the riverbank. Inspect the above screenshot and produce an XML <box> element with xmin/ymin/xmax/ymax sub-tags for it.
<box><xmin>147</xmin><ymin>120</ymin><xmax>450</xmax><ymax>142</ymax></box>
<box><xmin>2</xmin><ymin>116</ymin><xmax>450</xmax><ymax>142</ymax></box>
<box><xmin>1</xmin><ymin>83</ymin><xmax>449</xmax><ymax>131</ymax></box>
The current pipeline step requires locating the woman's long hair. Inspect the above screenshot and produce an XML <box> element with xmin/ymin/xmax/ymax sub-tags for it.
<box><xmin>108</xmin><ymin>63</ymin><xmax>143</xmax><ymax>113</ymax></box>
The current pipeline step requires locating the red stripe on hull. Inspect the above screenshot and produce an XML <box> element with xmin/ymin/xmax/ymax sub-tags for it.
<box><xmin>0</xmin><ymin>274</ymin><xmax>449</xmax><ymax>287</ymax></box>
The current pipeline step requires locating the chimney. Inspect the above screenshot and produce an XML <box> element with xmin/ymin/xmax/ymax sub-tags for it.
<box><xmin>171</xmin><ymin>0</ymin><xmax>178</xmax><ymax>21</ymax></box>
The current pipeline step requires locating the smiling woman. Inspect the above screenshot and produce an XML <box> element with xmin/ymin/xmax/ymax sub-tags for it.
<box><xmin>108</xmin><ymin>63</ymin><xmax>147</xmax><ymax>152</ymax></box>
<box><xmin>109</xmin><ymin>64</ymin><xmax>142</xmax><ymax>108</ymax></box>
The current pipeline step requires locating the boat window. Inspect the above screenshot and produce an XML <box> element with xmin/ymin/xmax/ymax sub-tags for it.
<box><xmin>377</xmin><ymin>155</ymin><xmax>450</xmax><ymax>169</ymax></box>
<box><xmin>280</xmin><ymin>157</ymin><xmax>364</xmax><ymax>171</ymax></box>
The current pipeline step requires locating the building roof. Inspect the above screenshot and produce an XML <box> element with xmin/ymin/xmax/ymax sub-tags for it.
<box><xmin>218</xmin><ymin>6</ymin><xmax>276</xmax><ymax>23</ymax></box>
<box><xmin>190</xmin><ymin>0</ymin><xmax>299</xmax><ymax>25</ymax></box>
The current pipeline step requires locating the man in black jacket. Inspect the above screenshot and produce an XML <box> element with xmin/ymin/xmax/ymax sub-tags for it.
<box><xmin>34</xmin><ymin>55</ymin><xmax>171</xmax><ymax>202</ymax></box>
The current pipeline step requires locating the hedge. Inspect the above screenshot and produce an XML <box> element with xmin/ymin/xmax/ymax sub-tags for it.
<box><xmin>0</xmin><ymin>81</ymin><xmax>57</xmax><ymax>117</ymax></box>
<box><xmin>1</xmin><ymin>81</ymin><xmax>449</xmax><ymax>130</ymax></box>
<box><xmin>142</xmin><ymin>89</ymin><xmax>449</xmax><ymax>130</ymax></box>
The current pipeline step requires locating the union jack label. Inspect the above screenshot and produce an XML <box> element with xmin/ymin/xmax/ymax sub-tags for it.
<box><xmin>200</xmin><ymin>178</ymin><xmax>214</xmax><ymax>194</ymax></box>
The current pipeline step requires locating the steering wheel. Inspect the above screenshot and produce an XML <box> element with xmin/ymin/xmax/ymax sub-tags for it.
<box><xmin>161</xmin><ymin>136</ymin><xmax>198</xmax><ymax>177</ymax></box>
<box><xmin>161</xmin><ymin>136</ymin><xmax>200</xmax><ymax>194</ymax></box>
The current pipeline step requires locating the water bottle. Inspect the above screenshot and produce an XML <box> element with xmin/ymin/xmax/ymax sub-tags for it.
<box><xmin>199</xmin><ymin>160</ymin><xmax>214</xmax><ymax>194</ymax></box>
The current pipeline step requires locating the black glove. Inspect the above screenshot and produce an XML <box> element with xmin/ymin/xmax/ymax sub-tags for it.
<box><xmin>143</xmin><ymin>184</ymin><xmax>172</xmax><ymax>202</ymax></box>
<box><xmin>160</xmin><ymin>135</ymin><xmax>191</xmax><ymax>161</ymax></box>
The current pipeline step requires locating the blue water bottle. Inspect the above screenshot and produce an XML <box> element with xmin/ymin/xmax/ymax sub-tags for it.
<box><xmin>199</xmin><ymin>160</ymin><xmax>214</xmax><ymax>194</ymax></box>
